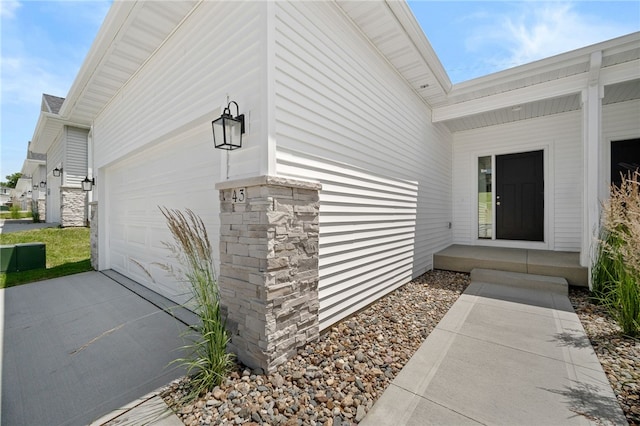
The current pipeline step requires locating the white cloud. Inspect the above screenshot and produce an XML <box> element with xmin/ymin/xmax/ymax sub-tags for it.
<box><xmin>0</xmin><ymin>1</ymin><xmax>111</xmax><ymax>106</ymax></box>
<box><xmin>1</xmin><ymin>54</ymin><xmax>70</xmax><ymax>106</ymax></box>
<box><xmin>465</xmin><ymin>2</ymin><xmax>637</xmax><ymax>73</ymax></box>
<box><xmin>0</xmin><ymin>0</ymin><xmax>21</xmax><ymax>19</ymax></box>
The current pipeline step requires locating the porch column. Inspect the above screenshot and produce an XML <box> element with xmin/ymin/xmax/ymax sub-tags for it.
<box><xmin>37</xmin><ymin>198</ymin><xmax>46</xmax><ymax>222</ymax></box>
<box><xmin>215</xmin><ymin>175</ymin><xmax>321</xmax><ymax>373</ymax></box>
<box><xmin>581</xmin><ymin>51</ymin><xmax>603</xmax><ymax>285</ymax></box>
<box><xmin>60</xmin><ymin>187</ymin><xmax>87</xmax><ymax>227</ymax></box>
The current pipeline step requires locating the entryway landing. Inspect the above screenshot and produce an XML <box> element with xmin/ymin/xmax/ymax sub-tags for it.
<box><xmin>434</xmin><ymin>244</ymin><xmax>588</xmax><ymax>287</ymax></box>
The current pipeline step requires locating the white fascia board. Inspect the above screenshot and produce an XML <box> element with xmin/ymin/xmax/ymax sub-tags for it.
<box><xmin>20</xmin><ymin>159</ymin><xmax>32</xmax><ymax>175</ymax></box>
<box><xmin>432</xmin><ymin>73</ymin><xmax>588</xmax><ymax>122</ymax></box>
<box><xmin>601</xmin><ymin>59</ymin><xmax>640</xmax><ymax>86</ymax></box>
<box><xmin>29</xmin><ymin>112</ymin><xmax>58</xmax><ymax>154</ymax></box>
<box><xmin>29</xmin><ymin>112</ymin><xmax>91</xmax><ymax>154</ymax></box>
<box><xmin>21</xmin><ymin>157</ymin><xmax>46</xmax><ymax>175</ymax></box>
<box><xmin>58</xmin><ymin>1</ymin><xmax>136</xmax><ymax>119</ymax></box>
<box><xmin>15</xmin><ymin>178</ymin><xmax>32</xmax><ymax>192</ymax></box>
<box><xmin>451</xmin><ymin>31</ymin><xmax>640</xmax><ymax>95</ymax></box>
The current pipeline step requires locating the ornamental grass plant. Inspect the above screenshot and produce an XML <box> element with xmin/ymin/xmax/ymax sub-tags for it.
<box><xmin>592</xmin><ymin>171</ymin><xmax>640</xmax><ymax>336</ymax></box>
<box><xmin>159</xmin><ymin>207</ymin><xmax>235</xmax><ymax>402</ymax></box>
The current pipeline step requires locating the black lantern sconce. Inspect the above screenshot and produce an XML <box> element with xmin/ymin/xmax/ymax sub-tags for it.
<box><xmin>39</xmin><ymin>181</ymin><xmax>46</xmax><ymax>188</ymax></box>
<box><xmin>82</xmin><ymin>176</ymin><xmax>96</xmax><ymax>192</ymax></box>
<box><xmin>52</xmin><ymin>165</ymin><xmax>63</xmax><ymax>177</ymax></box>
<box><xmin>212</xmin><ymin>101</ymin><xmax>245</xmax><ymax>150</ymax></box>
<box><xmin>33</xmin><ymin>184</ymin><xmax>38</xmax><ymax>190</ymax></box>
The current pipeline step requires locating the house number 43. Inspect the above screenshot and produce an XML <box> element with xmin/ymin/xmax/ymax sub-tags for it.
<box><xmin>231</xmin><ymin>188</ymin><xmax>245</xmax><ymax>203</ymax></box>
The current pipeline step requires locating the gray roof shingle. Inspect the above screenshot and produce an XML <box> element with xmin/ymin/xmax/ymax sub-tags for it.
<box><xmin>41</xmin><ymin>94</ymin><xmax>65</xmax><ymax>114</ymax></box>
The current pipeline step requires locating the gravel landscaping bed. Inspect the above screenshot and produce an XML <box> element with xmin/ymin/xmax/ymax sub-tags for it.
<box><xmin>162</xmin><ymin>272</ymin><xmax>639</xmax><ymax>425</ymax></box>
<box><xmin>569</xmin><ymin>288</ymin><xmax>640</xmax><ymax>425</ymax></box>
<box><xmin>162</xmin><ymin>270</ymin><xmax>470</xmax><ymax>425</ymax></box>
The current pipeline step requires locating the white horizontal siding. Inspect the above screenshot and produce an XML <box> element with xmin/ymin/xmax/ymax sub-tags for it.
<box><xmin>603</xmin><ymin>99</ymin><xmax>640</xmax><ymax>139</ymax></box>
<box><xmin>94</xmin><ymin>1</ymin><xmax>266</xmax><ymax>183</ymax></box>
<box><xmin>452</xmin><ymin>111</ymin><xmax>583</xmax><ymax>251</ymax></box>
<box><xmin>273</xmin><ymin>1</ymin><xmax>453</xmax><ymax>330</ymax></box>
<box><xmin>64</xmin><ymin>127</ymin><xmax>88</xmax><ymax>186</ymax></box>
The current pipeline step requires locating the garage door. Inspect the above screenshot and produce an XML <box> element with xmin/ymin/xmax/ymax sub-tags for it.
<box><xmin>105</xmin><ymin>125</ymin><xmax>221</xmax><ymax>305</ymax></box>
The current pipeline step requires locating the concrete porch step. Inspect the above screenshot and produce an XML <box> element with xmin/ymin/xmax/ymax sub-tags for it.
<box><xmin>433</xmin><ymin>244</ymin><xmax>588</xmax><ymax>287</ymax></box>
<box><xmin>470</xmin><ymin>268</ymin><xmax>569</xmax><ymax>296</ymax></box>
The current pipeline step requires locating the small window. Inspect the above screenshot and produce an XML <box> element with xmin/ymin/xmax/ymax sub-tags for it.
<box><xmin>611</xmin><ymin>138</ymin><xmax>639</xmax><ymax>189</ymax></box>
<box><xmin>478</xmin><ymin>156</ymin><xmax>492</xmax><ymax>239</ymax></box>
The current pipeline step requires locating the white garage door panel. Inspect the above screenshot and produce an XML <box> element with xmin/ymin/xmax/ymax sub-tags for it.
<box><xmin>106</xmin><ymin>124</ymin><xmax>221</xmax><ymax>306</ymax></box>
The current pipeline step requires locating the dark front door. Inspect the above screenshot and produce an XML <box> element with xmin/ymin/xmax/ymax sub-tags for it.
<box><xmin>496</xmin><ymin>150</ymin><xmax>544</xmax><ymax>241</ymax></box>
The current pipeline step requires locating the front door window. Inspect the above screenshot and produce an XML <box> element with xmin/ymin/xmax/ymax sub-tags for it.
<box><xmin>478</xmin><ymin>156</ymin><xmax>492</xmax><ymax>239</ymax></box>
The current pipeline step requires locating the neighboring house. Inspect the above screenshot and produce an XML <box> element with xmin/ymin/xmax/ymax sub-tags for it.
<box><xmin>12</xmin><ymin>174</ymin><xmax>37</xmax><ymax>211</ymax></box>
<box><xmin>26</xmin><ymin>1</ymin><xmax>639</xmax><ymax>372</ymax></box>
<box><xmin>19</xmin><ymin>144</ymin><xmax>47</xmax><ymax>220</ymax></box>
<box><xmin>28</xmin><ymin>94</ymin><xmax>90</xmax><ymax>226</ymax></box>
<box><xmin>0</xmin><ymin>186</ymin><xmax>10</xmax><ymax>207</ymax></box>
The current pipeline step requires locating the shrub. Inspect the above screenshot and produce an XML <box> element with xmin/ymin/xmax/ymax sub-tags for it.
<box><xmin>31</xmin><ymin>201</ymin><xmax>40</xmax><ymax>223</ymax></box>
<box><xmin>9</xmin><ymin>205</ymin><xmax>20</xmax><ymax>219</ymax></box>
<box><xmin>159</xmin><ymin>207</ymin><xmax>234</xmax><ymax>402</ymax></box>
<box><xmin>592</xmin><ymin>171</ymin><xmax>640</xmax><ymax>336</ymax></box>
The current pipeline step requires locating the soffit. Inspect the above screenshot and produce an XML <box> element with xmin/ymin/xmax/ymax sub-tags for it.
<box><xmin>604</xmin><ymin>79</ymin><xmax>640</xmax><ymax>105</ymax></box>
<box><xmin>64</xmin><ymin>1</ymin><xmax>199</xmax><ymax>125</ymax></box>
<box><xmin>336</xmin><ymin>0</ymin><xmax>451</xmax><ymax>107</ymax></box>
<box><xmin>443</xmin><ymin>93</ymin><xmax>582</xmax><ymax>133</ymax></box>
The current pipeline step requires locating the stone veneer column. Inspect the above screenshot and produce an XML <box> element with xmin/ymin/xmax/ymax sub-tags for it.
<box><xmin>215</xmin><ymin>176</ymin><xmax>321</xmax><ymax>373</ymax></box>
<box><xmin>89</xmin><ymin>201</ymin><xmax>99</xmax><ymax>270</ymax></box>
<box><xmin>61</xmin><ymin>187</ymin><xmax>87</xmax><ymax>227</ymax></box>
<box><xmin>37</xmin><ymin>199</ymin><xmax>46</xmax><ymax>222</ymax></box>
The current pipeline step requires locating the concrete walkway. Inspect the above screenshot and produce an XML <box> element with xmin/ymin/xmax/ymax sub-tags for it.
<box><xmin>362</xmin><ymin>269</ymin><xmax>627</xmax><ymax>425</ymax></box>
<box><xmin>1</xmin><ymin>271</ymin><xmax>192</xmax><ymax>425</ymax></box>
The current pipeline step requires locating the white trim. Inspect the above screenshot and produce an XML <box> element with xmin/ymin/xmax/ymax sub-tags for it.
<box><xmin>433</xmin><ymin>73</ymin><xmax>587</xmax><ymax>122</ymax></box>
<box><xmin>601</xmin><ymin>59</ymin><xmax>640</xmax><ymax>86</ymax></box>
<box><xmin>263</xmin><ymin>0</ymin><xmax>276</xmax><ymax>176</ymax></box>
<box><xmin>581</xmin><ymin>82</ymin><xmax>603</xmax><ymax>276</ymax></box>
<box><xmin>602</xmin><ymin>132</ymin><xmax>640</xmax><ymax>201</ymax></box>
<box><xmin>383</xmin><ymin>0</ymin><xmax>452</xmax><ymax>93</ymax></box>
<box><xmin>98</xmin><ymin>166</ymin><xmax>109</xmax><ymax>271</ymax></box>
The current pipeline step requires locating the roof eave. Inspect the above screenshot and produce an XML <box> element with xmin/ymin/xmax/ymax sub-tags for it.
<box><xmin>29</xmin><ymin>111</ymin><xmax>90</xmax><ymax>154</ymax></box>
<box><xmin>58</xmin><ymin>0</ymin><xmax>136</xmax><ymax>120</ymax></box>
<box><xmin>451</xmin><ymin>31</ymin><xmax>640</xmax><ymax>94</ymax></box>
<box><xmin>385</xmin><ymin>0</ymin><xmax>452</xmax><ymax>94</ymax></box>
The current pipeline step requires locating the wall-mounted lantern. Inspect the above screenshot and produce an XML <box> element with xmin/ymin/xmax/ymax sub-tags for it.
<box><xmin>82</xmin><ymin>176</ymin><xmax>96</xmax><ymax>192</ymax></box>
<box><xmin>212</xmin><ymin>101</ymin><xmax>245</xmax><ymax>150</ymax></box>
<box><xmin>33</xmin><ymin>185</ymin><xmax>38</xmax><ymax>190</ymax></box>
<box><xmin>39</xmin><ymin>181</ymin><xmax>46</xmax><ymax>188</ymax></box>
<box><xmin>52</xmin><ymin>165</ymin><xmax>63</xmax><ymax>177</ymax></box>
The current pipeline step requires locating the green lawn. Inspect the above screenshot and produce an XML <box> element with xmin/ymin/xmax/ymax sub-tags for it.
<box><xmin>0</xmin><ymin>212</ymin><xmax>33</xmax><ymax>219</ymax></box>
<box><xmin>0</xmin><ymin>227</ymin><xmax>92</xmax><ymax>288</ymax></box>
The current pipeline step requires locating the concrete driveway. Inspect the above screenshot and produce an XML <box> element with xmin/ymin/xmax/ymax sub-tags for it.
<box><xmin>1</xmin><ymin>271</ymin><xmax>195</xmax><ymax>426</ymax></box>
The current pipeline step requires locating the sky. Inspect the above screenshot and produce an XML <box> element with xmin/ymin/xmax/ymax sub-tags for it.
<box><xmin>1</xmin><ymin>1</ymin><xmax>638</xmax><ymax>180</ymax></box>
